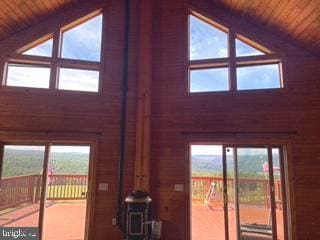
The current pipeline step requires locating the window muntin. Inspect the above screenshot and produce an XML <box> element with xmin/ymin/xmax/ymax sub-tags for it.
<box><xmin>61</xmin><ymin>14</ymin><xmax>103</xmax><ymax>62</ymax></box>
<box><xmin>58</xmin><ymin>68</ymin><xmax>99</xmax><ymax>92</ymax></box>
<box><xmin>190</xmin><ymin>67</ymin><xmax>229</xmax><ymax>93</ymax></box>
<box><xmin>189</xmin><ymin>13</ymin><xmax>282</xmax><ymax>94</ymax></box>
<box><xmin>6</xmin><ymin>64</ymin><xmax>51</xmax><ymax>89</ymax></box>
<box><xmin>189</xmin><ymin>15</ymin><xmax>228</xmax><ymax>60</ymax></box>
<box><xmin>3</xmin><ymin>12</ymin><xmax>103</xmax><ymax>93</ymax></box>
<box><xmin>22</xmin><ymin>38</ymin><xmax>53</xmax><ymax>57</ymax></box>
<box><xmin>237</xmin><ymin>64</ymin><xmax>281</xmax><ymax>90</ymax></box>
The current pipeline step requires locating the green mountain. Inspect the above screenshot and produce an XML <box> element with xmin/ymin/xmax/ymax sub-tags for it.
<box><xmin>192</xmin><ymin>154</ymin><xmax>280</xmax><ymax>178</ymax></box>
<box><xmin>2</xmin><ymin>149</ymin><xmax>89</xmax><ymax>177</ymax></box>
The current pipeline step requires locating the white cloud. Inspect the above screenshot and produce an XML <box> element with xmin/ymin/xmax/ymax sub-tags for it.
<box><xmin>7</xmin><ymin>65</ymin><xmax>50</xmax><ymax>88</ymax></box>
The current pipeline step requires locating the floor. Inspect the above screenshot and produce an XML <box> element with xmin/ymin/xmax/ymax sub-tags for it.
<box><xmin>0</xmin><ymin>201</ymin><xmax>86</xmax><ymax>240</ymax></box>
<box><xmin>192</xmin><ymin>201</ymin><xmax>284</xmax><ymax>240</ymax></box>
<box><xmin>0</xmin><ymin>200</ymin><xmax>284</xmax><ymax>240</ymax></box>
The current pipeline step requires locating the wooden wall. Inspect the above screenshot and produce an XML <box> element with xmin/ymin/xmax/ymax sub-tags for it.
<box><xmin>151</xmin><ymin>0</ymin><xmax>320</xmax><ymax>240</ymax></box>
<box><xmin>0</xmin><ymin>0</ymin><xmax>139</xmax><ymax>239</ymax></box>
<box><xmin>0</xmin><ymin>0</ymin><xmax>319</xmax><ymax>239</ymax></box>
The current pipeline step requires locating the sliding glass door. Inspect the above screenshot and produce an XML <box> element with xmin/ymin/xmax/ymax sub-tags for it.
<box><xmin>0</xmin><ymin>143</ymin><xmax>91</xmax><ymax>240</ymax></box>
<box><xmin>191</xmin><ymin>144</ymin><xmax>287</xmax><ymax>240</ymax></box>
<box><xmin>0</xmin><ymin>145</ymin><xmax>46</xmax><ymax>232</ymax></box>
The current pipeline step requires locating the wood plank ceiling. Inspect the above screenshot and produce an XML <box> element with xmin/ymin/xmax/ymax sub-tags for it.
<box><xmin>213</xmin><ymin>0</ymin><xmax>320</xmax><ymax>56</ymax></box>
<box><xmin>0</xmin><ymin>0</ymin><xmax>319</xmax><ymax>56</ymax></box>
<box><xmin>0</xmin><ymin>0</ymin><xmax>76</xmax><ymax>40</ymax></box>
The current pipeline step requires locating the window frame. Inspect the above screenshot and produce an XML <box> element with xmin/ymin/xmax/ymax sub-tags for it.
<box><xmin>188</xmin><ymin>11</ymin><xmax>283</xmax><ymax>95</ymax></box>
<box><xmin>2</xmin><ymin>9</ymin><xmax>104</xmax><ymax>94</ymax></box>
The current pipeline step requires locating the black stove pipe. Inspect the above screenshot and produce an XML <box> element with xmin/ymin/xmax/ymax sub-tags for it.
<box><xmin>117</xmin><ymin>0</ymin><xmax>131</xmax><ymax>232</ymax></box>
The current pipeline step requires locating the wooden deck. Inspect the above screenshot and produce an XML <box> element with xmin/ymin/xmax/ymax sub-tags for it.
<box><xmin>0</xmin><ymin>200</ymin><xmax>86</xmax><ymax>240</ymax></box>
<box><xmin>192</xmin><ymin>201</ymin><xmax>284</xmax><ymax>240</ymax></box>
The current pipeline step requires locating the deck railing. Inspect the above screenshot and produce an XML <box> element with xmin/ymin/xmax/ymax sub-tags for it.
<box><xmin>0</xmin><ymin>174</ymin><xmax>42</xmax><ymax>211</ymax></box>
<box><xmin>192</xmin><ymin>177</ymin><xmax>282</xmax><ymax>205</ymax></box>
<box><xmin>0</xmin><ymin>175</ymin><xmax>282</xmax><ymax>211</ymax></box>
<box><xmin>0</xmin><ymin>174</ymin><xmax>88</xmax><ymax>211</ymax></box>
<box><xmin>47</xmin><ymin>174</ymin><xmax>88</xmax><ymax>200</ymax></box>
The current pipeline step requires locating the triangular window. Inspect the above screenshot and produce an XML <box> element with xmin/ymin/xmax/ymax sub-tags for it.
<box><xmin>61</xmin><ymin>14</ymin><xmax>103</xmax><ymax>62</ymax></box>
<box><xmin>235</xmin><ymin>38</ymin><xmax>265</xmax><ymax>57</ymax></box>
<box><xmin>22</xmin><ymin>38</ymin><xmax>53</xmax><ymax>57</ymax></box>
<box><xmin>190</xmin><ymin>15</ymin><xmax>228</xmax><ymax>60</ymax></box>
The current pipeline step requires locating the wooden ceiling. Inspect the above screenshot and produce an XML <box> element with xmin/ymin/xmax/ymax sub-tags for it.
<box><xmin>0</xmin><ymin>0</ymin><xmax>76</xmax><ymax>41</ymax></box>
<box><xmin>214</xmin><ymin>0</ymin><xmax>320</xmax><ymax>56</ymax></box>
<box><xmin>0</xmin><ymin>0</ymin><xmax>319</xmax><ymax>56</ymax></box>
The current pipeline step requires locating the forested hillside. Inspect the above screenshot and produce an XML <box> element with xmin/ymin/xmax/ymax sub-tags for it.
<box><xmin>192</xmin><ymin>154</ymin><xmax>280</xmax><ymax>178</ymax></box>
<box><xmin>2</xmin><ymin>149</ymin><xmax>89</xmax><ymax>177</ymax></box>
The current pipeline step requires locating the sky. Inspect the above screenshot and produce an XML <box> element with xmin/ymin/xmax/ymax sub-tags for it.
<box><xmin>191</xmin><ymin>145</ymin><xmax>279</xmax><ymax>156</ymax></box>
<box><xmin>7</xmin><ymin>14</ymin><xmax>102</xmax><ymax>92</ymax></box>
<box><xmin>189</xmin><ymin>15</ymin><xmax>280</xmax><ymax>92</ymax></box>
<box><xmin>5</xmin><ymin>145</ymin><xmax>90</xmax><ymax>153</ymax></box>
<box><xmin>7</xmin><ymin>14</ymin><xmax>279</xmax><ymax>93</ymax></box>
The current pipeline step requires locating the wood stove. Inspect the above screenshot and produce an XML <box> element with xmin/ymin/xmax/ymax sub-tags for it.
<box><xmin>125</xmin><ymin>191</ymin><xmax>152</xmax><ymax>240</ymax></box>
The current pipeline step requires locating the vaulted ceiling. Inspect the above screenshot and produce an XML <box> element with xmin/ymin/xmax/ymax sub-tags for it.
<box><xmin>0</xmin><ymin>0</ymin><xmax>319</xmax><ymax>56</ymax></box>
<box><xmin>213</xmin><ymin>0</ymin><xmax>320</xmax><ymax>56</ymax></box>
<box><xmin>0</xmin><ymin>0</ymin><xmax>76</xmax><ymax>40</ymax></box>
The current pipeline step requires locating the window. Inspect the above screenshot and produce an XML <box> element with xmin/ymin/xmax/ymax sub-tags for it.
<box><xmin>237</xmin><ymin>64</ymin><xmax>281</xmax><ymax>90</ymax></box>
<box><xmin>3</xmin><ymin>12</ymin><xmax>103</xmax><ymax>92</ymax></box>
<box><xmin>190</xmin><ymin>68</ymin><xmax>229</xmax><ymax>93</ymax></box>
<box><xmin>7</xmin><ymin>64</ymin><xmax>51</xmax><ymax>88</ymax></box>
<box><xmin>190</xmin><ymin>15</ymin><xmax>228</xmax><ymax>60</ymax></box>
<box><xmin>23</xmin><ymin>38</ymin><xmax>53</xmax><ymax>57</ymax></box>
<box><xmin>61</xmin><ymin>14</ymin><xmax>103</xmax><ymax>61</ymax></box>
<box><xmin>190</xmin><ymin>144</ymin><xmax>290</xmax><ymax>240</ymax></box>
<box><xmin>189</xmin><ymin>12</ymin><xmax>282</xmax><ymax>93</ymax></box>
<box><xmin>59</xmin><ymin>68</ymin><xmax>99</xmax><ymax>92</ymax></box>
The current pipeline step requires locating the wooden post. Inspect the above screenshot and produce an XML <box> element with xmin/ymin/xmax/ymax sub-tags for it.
<box><xmin>134</xmin><ymin>0</ymin><xmax>153</xmax><ymax>192</ymax></box>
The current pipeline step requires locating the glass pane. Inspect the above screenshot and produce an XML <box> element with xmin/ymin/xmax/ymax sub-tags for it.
<box><xmin>7</xmin><ymin>64</ymin><xmax>51</xmax><ymax>88</ymax></box>
<box><xmin>43</xmin><ymin>146</ymin><xmax>90</xmax><ymax>240</ymax></box>
<box><xmin>61</xmin><ymin>15</ymin><xmax>102</xmax><ymax>62</ymax></box>
<box><xmin>58</xmin><ymin>68</ymin><xmax>99</xmax><ymax>92</ymax></box>
<box><xmin>190</xmin><ymin>15</ymin><xmax>228</xmax><ymax>60</ymax></box>
<box><xmin>0</xmin><ymin>145</ymin><xmax>45</xmax><ymax>232</ymax></box>
<box><xmin>23</xmin><ymin>38</ymin><xmax>53</xmax><ymax>57</ymax></box>
<box><xmin>226</xmin><ymin>147</ymin><xmax>237</xmax><ymax>240</ymax></box>
<box><xmin>272</xmin><ymin>148</ymin><xmax>285</xmax><ymax>240</ymax></box>
<box><xmin>191</xmin><ymin>145</ymin><xmax>225</xmax><ymax>240</ymax></box>
<box><xmin>236</xmin><ymin>39</ymin><xmax>265</xmax><ymax>57</ymax></box>
<box><xmin>237</xmin><ymin>148</ymin><xmax>273</xmax><ymax>240</ymax></box>
<box><xmin>237</xmin><ymin>64</ymin><xmax>281</xmax><ymax>90</ymax></box>
<box><xmin>190</xmin><ymin>68</ymin><xmax>229</xmax><ymax>93</ymax></box>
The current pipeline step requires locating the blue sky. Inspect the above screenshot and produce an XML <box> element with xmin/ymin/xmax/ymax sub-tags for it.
<box><xmin>61</xmin><ymin>14</ymin><xmax>102</xmax><ymax>62</ymax></box>
<box><xmin>190</xmin><ymin>67</ymin><xmax>228</xmax><ymax>92</ymax></box>
<box><xmin>190</xmin><ymin>15</ymin><xmax>228</xmax><ymax>60</ymax></box>
<box><xmin>8</xmin><ymin>15</ymin><xmax>102</xmax><ymax>91</ymax></box>
<box><xmin>8</xmin><ymin>14</ymin><xmax>279</xmax><ymax>92</ymax></box>
<box><xmin>190</xmin><ymin>15</ymin><xmax>280</xmax><ymax>92</ymax></box>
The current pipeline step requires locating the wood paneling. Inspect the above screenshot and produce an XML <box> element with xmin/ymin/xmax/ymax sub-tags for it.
<box><xmin>0</xmin><ymin>0</ymin><xmax>138</xmax><ymax>239</ymax></box>
<box><xmin>213</xmin><ymin>0</ymin><xmax>320</xmax><ymax>56</ymax></box>
<box><xmin>152</xmin><ymin>0</ymin><xmax>320</xmax><ymax>239</ymax></box>
<box><xmin>0</xmin><ymin>0</ymin><xmax>76</xmax><ymax>41</ymax></box>
<box><xmin>0</xmin><ymin>1</ymin><xmax>320</xmax><ymax>57</ymax></box>
<box><xmin>0</xmin><ymin>0</ymin><xmax>319</xmax><ymax>240</ymax></box>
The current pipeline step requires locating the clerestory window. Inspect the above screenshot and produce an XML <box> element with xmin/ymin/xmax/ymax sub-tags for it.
<box><xmin>4</xmin><ymin>11</ymin><xmax>103</xmax><ymax>93</ymax></box>
<box><xmin>189</xmin><ymin>12</ymin><xmax>282</xmax><ymax>93</ymax></box>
